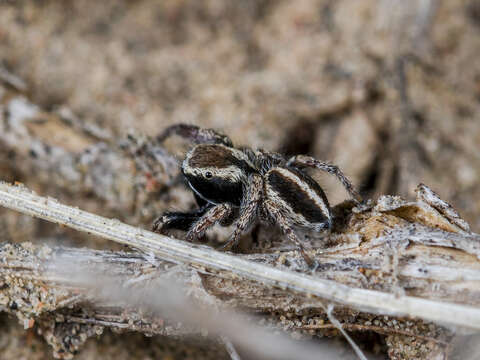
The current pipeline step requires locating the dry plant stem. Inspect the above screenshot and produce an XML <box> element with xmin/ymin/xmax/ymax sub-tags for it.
<box><xmin>0</xmin><ymin>182</ymin><xmax>480</xmax><ymax>332</ymax></box>
<box><xmin>220</xmin><ymin>336</ymin><xmax>241</xmax><ymax>360</ymax></box>
<box><xmin>0</xmin><ymin>246</ymin><xmax>357</xmax><ymax>360</ymax></box>
<box><xmin>326</xmin><ymin>304</ymin><xmax>368</xmax><ymax>360</ymax></box>
<box><xmin>61</xmin><ymin>265</ymin><xmax>356</xmax><ymax>360</ymax></box>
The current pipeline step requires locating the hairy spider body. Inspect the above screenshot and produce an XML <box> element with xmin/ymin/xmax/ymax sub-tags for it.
<box><xmin>265</xmin><ymin>167</ymin><xmax>332</xmax><ymax>232</ymax></box>
<box><xmin>153</xmin><ymin>124</ymin><xmax>361</xmax><ymax>265</ymax></box>
<box><xmin>182</xmin><ymin>144</ymin><xmax>255</xmax><ymax>206</ymax></box>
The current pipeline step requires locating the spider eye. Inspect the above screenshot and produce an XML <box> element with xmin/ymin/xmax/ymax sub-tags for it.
<box><xmin>205</xmin><ymin>171</ymin><xmax>213</xmax><ymax>179</ymax></box>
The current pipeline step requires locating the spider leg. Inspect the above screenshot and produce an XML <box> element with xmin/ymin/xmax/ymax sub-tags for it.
<box><xmin>186</xmin><ymin>203</ymin><xmax>233</xmax><ymax>242</ymax></box>
<box><xmin>263</xmin><ymin>199</ymin><xmax>314</xmax><ymax>267</ymax></box>
<box><xmin>287</xmin><ymin>155</ymin><xmax>362</xmax><ymax>203</ymax></box>
<box><xmin>221</xmin><ymin>174</ymin><xmax>262</xmax><ymax>251</ymax></box>
<box><xmin>156</xmin><ymin>123</ymin><xmax>233</xmax><ymax>147</ymax></box>
<box><xmin>153</xmin><ymin>204</ymin><xmax>213</xmax><ymax>234</ymax></box>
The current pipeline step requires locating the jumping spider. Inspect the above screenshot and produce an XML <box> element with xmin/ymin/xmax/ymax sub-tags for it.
<box><xmin>153</xmin><ymin>124</ymin><xmax>362</xmax><ymax>266</ymax></box>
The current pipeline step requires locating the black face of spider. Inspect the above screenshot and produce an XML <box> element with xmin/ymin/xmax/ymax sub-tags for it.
<box><xmin>181</xmin><ymin>144</ymin><xmax>256</xmax><ymax>206</ymax></box>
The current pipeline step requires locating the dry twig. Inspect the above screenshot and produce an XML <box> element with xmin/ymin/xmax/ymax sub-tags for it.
<box><xmin>0</xmin><ymin>182</ymin><xmax>479</xmax><ymax>329</ymax></box>
<box><xmin>1</xmin><ymin>181</ymin><xmax>480</xmax><ymax>358</ymax></box>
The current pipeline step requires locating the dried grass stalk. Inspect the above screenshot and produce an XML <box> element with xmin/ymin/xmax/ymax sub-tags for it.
<box><xmin>1</xmin><ymin>181</ymin><xmax>480</xmax><ymax>358</ymax></box>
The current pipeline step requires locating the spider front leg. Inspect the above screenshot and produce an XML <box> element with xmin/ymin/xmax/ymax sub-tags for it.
<box><xmin>186</xmin><ymin>203</ymin><xmax>233</xmax><ymax>242</ymax></box>
<box><xmin>153</xmin><ymin>204</ymin><xmax>213</xmax><ymax>234</ymax></box>
<box><xmin>156</xmin><ymin>123</ymin><xmax>233</xmax><ymax>147</ymax></box>
<box><xmin>263</xmin><ymin>200</ymin><xmax>315</xmax><ymax>267</ymax></box>
<box><xmin>221</xmin><ymin>174</ymin><xmax>263</xmax><ymax>251</ymax></box>
<box><xmin>287</xmin><ymin>155</ymin><xmax>362</xmax><ymax>203</ymax></box>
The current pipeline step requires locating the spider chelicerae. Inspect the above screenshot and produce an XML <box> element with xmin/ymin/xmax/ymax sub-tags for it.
<box><xmin>153</xmin><ymin>124</ymin><xmax>362</xmax><ymax>266</ymax></box>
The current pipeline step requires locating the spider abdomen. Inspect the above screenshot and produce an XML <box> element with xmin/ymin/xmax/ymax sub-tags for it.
<box><xmin>265</xmin><ymin>167</ymin><xmax>332</xmax><ymax>231</ymax></box>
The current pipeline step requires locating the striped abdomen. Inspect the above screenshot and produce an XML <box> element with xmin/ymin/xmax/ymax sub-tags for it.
<box><xmin>265</xmin><ymin>167</ymin><xmax>332</xmax><ymax>231</ymax></box>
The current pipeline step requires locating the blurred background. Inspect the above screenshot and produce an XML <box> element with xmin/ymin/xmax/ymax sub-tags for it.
<box><xmin>1</xmin><ymin>0</ymin><xmax>480</xmax><ymax>359</ymax></box>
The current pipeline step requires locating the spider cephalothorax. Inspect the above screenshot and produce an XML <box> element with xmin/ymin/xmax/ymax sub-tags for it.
<box><xmin>153</xmin><ymin>124</ymin><xmax>362</xmax><ymax>265</ymax></box>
